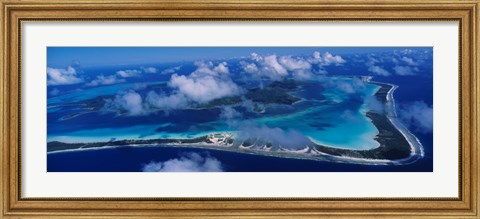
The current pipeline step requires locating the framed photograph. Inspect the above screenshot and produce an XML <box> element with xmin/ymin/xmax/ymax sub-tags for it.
<box><xmin>1</xmin><ymin>0</ymin><xmax>478</xmax><ymax>218</ymax></box>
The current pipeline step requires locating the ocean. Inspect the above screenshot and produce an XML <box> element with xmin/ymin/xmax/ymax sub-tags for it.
<box><xmin>47</xmin><ymin>145</ymin><xmax>432</xmax><ymax>172</ymax></box>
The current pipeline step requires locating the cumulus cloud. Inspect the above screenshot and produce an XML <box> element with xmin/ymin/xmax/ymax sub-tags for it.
<box><xmin>86</xmin><ymin>74</ymin><xmax>126</xmax><ymax>87</ymax></box>
<box><xmin>47</xmin><ymin>66</ymin><xmax>83</xmax><ymax>85</ymax></box>
<box><xmin>116</xmin><ymin>69</ymin><xmax>141</xmax><ymax>78</ymax></box>
<box><xmin>393</xmin><ymin>66</ymin><xmax>415</xmax><ymax>76</ymax></box>
<box><xmin>400</xmin><ymin>56</ymin><xmax>417</xmax><ymax>66</ymax></box>
<box><xmin>104</xmin><ymin>61</ymin><xmax>243</xmax><ymax>115</ymax></box>
<box><xmin>169</xmin><ymin>73</ymin><xmax>242</xmax><ymax>104</ymax></box>
<box><xmin>191</xmin><ymin>61</ymin><xmax>229</xmax><ymax>77</ymax></box>
<box><xmin>391</xmin><ymin>55</ymin><xmax>422</xmax><ymax>76</ymax></box>
<box><xmin>320</xmin><ymin>76</ymin><xmax>366</xmax><ymax>94</ymax></box>
<box><xmin>160</xmin><ymin>65</ymin><xmax>182</xmax><ymax>75</ymax></box>
<box><xmin>399</xmin><ymin>101</ymin><xmax>433</xmax><ymax>133</ymax></box>
<box><xmin>241</xmin><ymin>62</ymin><xmax>259</xmax><ymax>74</ymax></box>
<box><xmin>145</xmin><ymin>91</ymin><xmax>189</xmax><ymax>110</ymax></box>
<box><xmin>259</xmin><ymin>55</ymin><xmax>288</xmax><ymax>78</ymax></box>
<box><xmin>237</xmin><ymin>124</ymin><xmax>312</xmax><ymax>150</ymax></box>
<box><xmin>365</xmin><ymin>56</ymin><xmax>390</xmax><ymax>76</ymax></box>
<box><xmin>219</xmin><ymin>106</ymin><xmax>242</xmax><ymax>120</ymax></box>
<box><xmin>142</xmin><ymin>152</ymin><xmax>224</xmax><ymax>172</ymax></box>
<box><xmin>213</xmin><ymin>61</ymin><xmax>229</xmax><ymax>74</ymax></box>
<box><xmin>367</xmin><ymin>48</ymin><xmax>431</xmax><ymax>76</ymax></box>
<box><xmin>113</xmin><ymin>67</ymin><xmax>158</xmax><ymax>78</ymax></box>
<box><xmin>310</xmin><ymin>51</ymin><xmax>346</xmax><ymax>66</ymax></box>
<box><xmin>368</xmin><ymin>65</ymin><xmax>390</xmax><ymax>76</ymax></box>
<box><xmin>339</xmin><ymin>77</ymin><xmax>365</xmax><ymax>94</ymax></box>
<box><xmin>400</xmin><ymin>48</ymin><xmax>415</xmax><ymax>55</ymax></box>
<box><xmin>336</xmin><ymin>81</ymin><xmax>357</xmax><ymax>94</ymax></box>
<box><xmin>163</xmin><ymin>61</ymin><xmax>241</xmax><ymax>104</ymax></box>
<box><xmin>279</xmin><ymin>55</ymin><xmax>311</xmax><ymax>70</ymax></box>
<box><xmin>250</xmin><ymin>52</ymin><xmax>262</xmax><ymax>62</ymax></box>
<box><xmin>104</xmin><ymin>90</ymin><xmax>148</xmax><ymax>116</ymax></box>
<box><xmin>279</xmin><ymin>55</ymin><xmax>313</xmax><ymax>80</ymax></box>
<box><xmin>240</xmin><ymin>51</ymin><xmax>345</xmax><ymax>81</ymax></box>
<box><xmin>364</xmin><ymin>96</ymin><xmax>384</xmax><ymax>113</ymax></box>
<box><xmin>241</xmin><ymin>53</ymin><xmax>318</xmax><ymax>81</ymax></box>
<box><xmin>242</xmin><ymin>54</ymin><xmax>288</xmax><ymax>80</ymax></box>
<box><xmin>240</xmin><ymin>97</ymin><xmax>265</xmax><ymax>114</ymax></box>
<box><xmin>141</xmin><ymin>66</ymin><xmax>158</xmax><ymax>74</ymax></box>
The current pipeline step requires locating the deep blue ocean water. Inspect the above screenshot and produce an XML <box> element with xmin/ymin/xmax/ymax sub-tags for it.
<box><xmin>47</xmin><ymin>146</ymin><xmax>432</xmax><ymax>172</ymax></box>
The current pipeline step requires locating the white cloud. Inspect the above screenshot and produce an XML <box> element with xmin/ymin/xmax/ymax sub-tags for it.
<box><xmin>291</xmin><ymin>69</ymin><xmax>313</xmax><ymax>80</ymax></box>
<box><xmin>365</xmin><ymin>56</ymin><xmax>390</xmax><ymax>76</ymax></box>
<box><xmin>400</xmin><ymin>49</ymin><xmax>415</xmax><ymax>55</ymax></box>
<box><xmin>142</xmin><ymin>152</ymin><xmax>224</xmax><ymax>172</ymax></box>
<box><xmin>250</xmin><ymin>52</ymin><xmax>262</xmax><ymax>61</ymax></box>
<box><xmin>141</xmin><ymin>67</ymin><xmax>158</xmax><ymax>74</ymax></box>
<box><xmin>391</xmin><ymin>57</ymin><xmax>399</xmax><ymax>64</ymax></box>
<box><xmin>237</xmin><ymin>124</ymin><xmax>312</xmax><ymax>150</ymax></box>
<box><xmin>213</xmin><ymin>62</ymin><xmax>229</xmax><ymax>74</ymax></box>
<box><xmin>322</xmin><ymin>52</ymin><xmax>346</xmax><ymax>65</ymax></box>
<box><xmin>364</xmin><ymin>50</ymin><xmax>428</xmax><ymax>76</ymax></box>
<box><xmin>114</xmin><ymin>67</ymin><xmax>158</xmax><ymax>78</ymax></box>
<box><xmin>241</xmin><ymin>62</ymin><xmax>259</xmax><ymax>74</ymax></box>
<box><xmin>219</xmin><ymin>106</ymin><xmax>242</xmax><ymax>120</ymax></box>
<box><xmin>262</xmin><ymin>55</ymin><xmax>289</xmax><ymax>77</ymax></box>
<box><xmin>105</xmin><ymin>60</ymin><xmax>242</xmax><ymax>114</ymax></box>
<box><xmin>169</xmin><ymin>73</ymin><xmax>242</xmax><ymax>103</ymax></box>
<box><xmin>145</xmin><ymin>91</ymin><xmax>189</xmax><ymax>110</ymax></box>
<box><xmin>321</xmin><ymin>77</ymin><xmax>365</xmax><ymax>94</ymax></box>
<box><xmin>400</xmin><ymin>56</ymin><xmax>417</xmax><ymax>66</ymax></box>
<box><xmin>364</xmin><ymin>95</ymin><xmax>384</xmax><ymax>113</ymax></box>
<box><xmin>191</xmin><ymin>61</ymin><xmax>229</xmax><ymax>77</ymax></box>
<box><xmin>116</xmin><ymin>69</ymin><xmax>141</xmax><ymax>78</ymax></box>
<box><xmin>279</xmin><ymin>55</ymin><xmax>311</xmax><ymax>70</ymax></box>
<box><xmin>160</xmin><ymin>65</ymin><xmax>182</xmax><ymax>75</ymax></box>
<box><xmin>86</xmin><ymin>74</ymin><xmax>126</xmax><ymax>87</ymax></box>
<box><xmin>243</xmin><ymin>54</ymin><xmax>288</xmax><ymax>80</ymax></box>
<box><xmin>368</xmin><ymin>65</ymin><xmax>390</xmax><ymax>76</ymax></box>
<box><xmin>393</xmin><ymin>66</ymin><xmax>415</xmax><ymax>76</ymax></box>
<box><xmin>241</xmin><ymin>51</ymin><xmax>345</xmax><ymax>81</ymax></box>
<box><xmin>310</xmin><ymin>51</ymin><xmax>346</xmax><ymax>66</ymax></box>
<box><xmin>242</xmin><ymin>53</ymin><xmax>318</xmax><ymax>81</ymax></box>
<box><xmin>163</xmin><ymin>61</ymin><xmax>240</xmax><ymax>104</ymax></box>
<box><xmin>47</xmin><ymin>66</ymin><xmax>83</xmax><ymax>85</ymax></box>
<box><xmin>336</xmin><ymin>81</ymin><xmax>356</xmax><ymax>93</ymax></box>
<box><xmin>279</xmin><ymin>56</ymin><xmax>313</xmax><ymax>80</ymax></box>
<box><xmin>104</xmin><ymin>90</ymin><xmax>147</xmax><ymax>116</ymax></box>
<box><xmin>399</xmin><ymin>101</ymin><xmax>433</xmax><ymax>133</ymax></box>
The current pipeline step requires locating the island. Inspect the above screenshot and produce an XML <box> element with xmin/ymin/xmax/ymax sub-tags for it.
<box><xmin>48</xmin><ymin>80</ymin><xmax>424</xmax><ymax>165</ymax></box>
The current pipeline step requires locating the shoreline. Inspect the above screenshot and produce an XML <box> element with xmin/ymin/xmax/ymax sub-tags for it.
<box><xmin>47</xmin><ymin>80</ymin><xmax>424</xmax><ymax>165</ymax></box>
<box><xmin>308</xmin><ymin>81</ymin><xmax>424</xmax><ymax>164</ymax></box>
<box><xmin>383</xmin><ymin>83</ymin><xmax>424</xmax><ymax>163</ymax></box>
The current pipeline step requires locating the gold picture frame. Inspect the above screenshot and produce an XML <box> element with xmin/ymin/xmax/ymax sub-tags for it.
<box><xmin>1</xmin><ymin>0</ymin><xmax>478</xmax><ymax>218</ymax></box>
